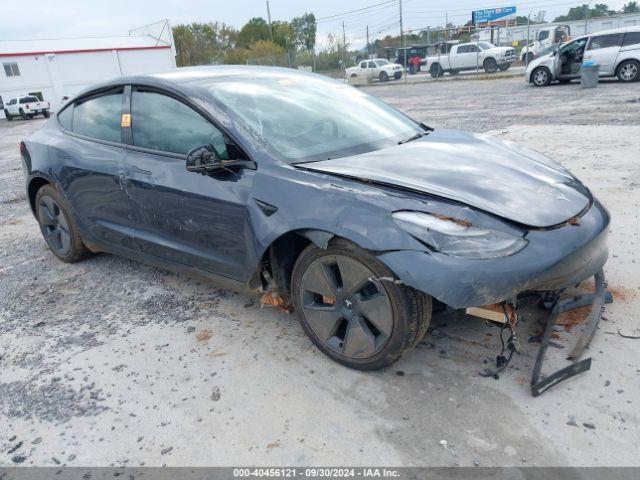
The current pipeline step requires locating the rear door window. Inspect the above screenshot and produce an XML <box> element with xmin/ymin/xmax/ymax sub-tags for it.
<box><xmin>622</xmin><ymin>31</ymin><xmax>640</xmax><ymax>47</ymax></box>
<box><xmin>587</xmin><ymin>33</ymin><xmax>624</xmax><ymax>50</ymax></box>
<box><xmin>19</xmin><ymin>96</ymin><xmax>38</xmax><ymax>104</ymax></box>
<box><xmin>72</xmin><ymin>90</ymin><xmax>123</xmax><ymax>143</ymax></box>
<box><xmin>130</xmin><ymin>90</ymin><xmax>227</xmax><ymax>157</ymax></box>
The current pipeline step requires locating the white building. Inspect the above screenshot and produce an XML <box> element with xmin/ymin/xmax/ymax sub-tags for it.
<box><xmin>1</xmin><ymin>23</ymin><xmax>176</xmax><ymax>119</ymax></box>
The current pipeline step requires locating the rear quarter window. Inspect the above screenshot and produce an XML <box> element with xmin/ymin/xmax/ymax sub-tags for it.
<box><xmin>72</xmin><ymin>90</ymin><xmax>123</xmax><ymax>143</ymax></box>
<box><xmin>57</xmin><ymin>105</ymin><xmax>73</xmax><ymax>130</ymax></box>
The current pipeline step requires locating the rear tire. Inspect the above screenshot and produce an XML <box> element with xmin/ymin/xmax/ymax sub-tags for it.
<box><xmin>532</xmin><ymin>67</ymin><xmax>552</xmax><ymax>87</ymax></box>
<box><xmin>484</xmin><ymin>57</ymin><xmax>498</xmax><ymax>74</ymax></box>
<box><xmin>19</xmin><ymin>108</ymin><xmax>28</xmax><ymax>120</ymax></box>
<box><xmin>429</xmin><ymin>64</ymin><xmax>443</xmax><ymax>78</ymax></box>
<box><xmin>617</xmin><ymin>59</ymin><xmax>639</xmax><ymax>82</ymax></box>
<box><xmin>291</xmin><ymin>238</ymin><xmax>432</xmax><ymax>370</ymax></box>
<box><xmin>43</xmin><ymin>110</ymin><xmax>50</xmax><ymax>118</ymax></box>
<box><xmin>4</xmin><ymin>109</ymin><xmax>12</xmax><ymax>121</ymax></box>
<box><xmin>35</xmin><ymin>184</ymin><xmax>88</xmax><ymax>263</ymax></box>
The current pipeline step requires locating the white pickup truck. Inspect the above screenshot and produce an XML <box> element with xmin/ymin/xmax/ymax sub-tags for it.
<box><xmin>3</xmin><ymin>95</ymin><xmax>50</xmax><ymax>121</ymax></box>
<box><xmin>346</xmin><ymin>58</ymin><xmax>403</xmax><ymax>82</ymax></box>
<box><xmin>425</xmin><ymin>42</ymin><xmax>516</xmax><ymax>77</ymax></box>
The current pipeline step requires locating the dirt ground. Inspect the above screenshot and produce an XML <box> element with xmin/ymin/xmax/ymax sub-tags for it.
<box><xmin>1</xmin><ymin>77</ymin><xmax>639</xmax><ymax>467</ymax></box>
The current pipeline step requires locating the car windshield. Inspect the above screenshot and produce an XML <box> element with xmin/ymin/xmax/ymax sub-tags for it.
<box><xmin>206</xmin><ymin>73</ymin><xmax>422</xmax><ymax>163</ymax></box>
<box><xmin>478</xmin><ymin>42</ymin><xmax>495</xmax><ymax>50</ymax></box>
<box><xmin>375</xmin><ymin>59</ymin><xmax>390</xmax><ymax>66</ymax></box>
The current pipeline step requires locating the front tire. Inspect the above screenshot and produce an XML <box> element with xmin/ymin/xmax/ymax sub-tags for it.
<box><xmin>36</xmin><ymin>184</ymin><xmax>88</xmax><ymax>263</ymax></box>
<box><xmin>532</xmin><ymin>67</ymin><xmax>552</xmax><ymax>87</ymax></box>
<box><xmin>379</xmin><ymin>71</ymin><xmax>389</xmax><ymax>82</ymax></box>
<box><xmin>291</xmin><ymin>239</ymin><xmax>432</xmax><ymax>370</ymax></box>
<box><xmin>617</xmin><ymin>59</ymin><xmax>639</xmax><ymax>82</ymax></box>
<box><xmin>43</xmin><ymin>110</ymin><xmax>51</xmax><ymax>118</ymax></box>
<box><xmin>498</xmin><ymin>64</ymin><xmax>510</xmax><ymax>71</ymax></box>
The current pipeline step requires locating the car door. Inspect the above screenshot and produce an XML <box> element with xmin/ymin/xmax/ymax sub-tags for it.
<box><xmin>368</xmin><ymin>61</ymin><xmax>378</xmax><ymax>79</ymax></box>
<box><xmin>584</xmin><ymin>32</ymin><xmax>624</xmax><ymax>75</ymax></box>
<box><xmin>556</xmin><ymin>37</ymin><xmax>589</xmax><ymax>78</ymax></box>
<box><xmin>54</xmin><ymin>87</ymin><xmax>139</xmax><ymax>251</ymax></box>
<box><xmin>358</xmin><ymin>61</ymin><xmax>369</xmax><ymax>79</ymax></box>
<box><xmin>123</xmin><ymin>86</ymin><xmax>255</xmax><ymax>281</ymax></box>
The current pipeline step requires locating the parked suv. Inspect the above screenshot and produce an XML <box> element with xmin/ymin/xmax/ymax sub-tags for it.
<box><xmin>526</xmin><ymin>26</ymin><xmax>640</xmax><ymax>86</ymax></box>
<box><xmin>4</xmin><ymin>95</ymin><xmax>50</xmax><ymax>120</ymax></box>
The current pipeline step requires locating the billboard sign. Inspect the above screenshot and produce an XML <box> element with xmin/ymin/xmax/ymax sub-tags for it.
<box><xmin>472</xmin><ymin>6</ymin><xmax>517</xmax><ymax>24</ymax></box>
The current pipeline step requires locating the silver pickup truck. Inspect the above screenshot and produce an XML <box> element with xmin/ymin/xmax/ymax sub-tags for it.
<box><xmin>425</xmin><ymin>42</ymin><xmax>516</xmax><ymax>78</ymax></box>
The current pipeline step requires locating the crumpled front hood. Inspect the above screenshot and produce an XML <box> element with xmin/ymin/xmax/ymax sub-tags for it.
<box><xmin>296</xmin><ymin>129</ymin><xmax>591</xmax><ymax>228</ymax></box>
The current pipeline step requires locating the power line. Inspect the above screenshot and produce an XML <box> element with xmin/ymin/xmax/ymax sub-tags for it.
<box><xmin>316</xmin><ymin>0</ymin><xmax>398</xmax><ymax>21</ymax></box>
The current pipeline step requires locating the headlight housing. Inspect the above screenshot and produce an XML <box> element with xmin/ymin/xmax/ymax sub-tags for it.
<box><xmin>392</xmin><ymin>211</ymin><xmax>528</xmax><ymax>259</ymax></box>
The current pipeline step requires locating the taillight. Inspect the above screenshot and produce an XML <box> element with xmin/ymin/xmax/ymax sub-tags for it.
<box><xmin>47</xmin><ymin>102</ymin><xmax>50</xmax><ymax>108</ymax></box>
<box><xmin>25</xmin><ymin>104</ymin><xmax>29</xmax><ymax>109</ymax></box>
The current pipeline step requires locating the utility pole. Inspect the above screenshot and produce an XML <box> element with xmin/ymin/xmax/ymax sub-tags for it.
<box><xmin>342</xmin><ymin>21</ymin><xmax>347</xmax><ymax>71</ymax></box>
<box><xmin>266</xmin><ymin>1</ymin><xmax>274</xmax><ymax>42</ymax></box>
<box><xmin>366</xmin><ymin>25</ymin><xmax>370</xmax><ymax>59</ymax></box>
<box><xmin>585</xmin><ymin>1</ymin><xmax>593</xmax><ymax>34</ymax></box>
<box><xmin>445</xmin><ymin>11</ymin><xmax>448</xmax><ymax>40</ymax></box>
<box><xmin>399</xmin><ymin>0</ymin><xmax>406</xmax><ymax>81</ymax></box>
<box><xmin>526</xmin><ymin>12</ymin><xmax>532</xmax><ymax>67</ymax></box>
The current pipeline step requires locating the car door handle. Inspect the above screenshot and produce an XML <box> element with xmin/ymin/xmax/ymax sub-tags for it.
<box><xmin>131</xmin><ymin>166</ymin><xmax>152</xmax><ymax>176</ymax></box>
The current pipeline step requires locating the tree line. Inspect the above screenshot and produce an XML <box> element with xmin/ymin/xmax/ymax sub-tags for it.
<box><xmin>172</xmin><ymin>13</ymin><xmax>316</xmax><ymax>67</ymax></box>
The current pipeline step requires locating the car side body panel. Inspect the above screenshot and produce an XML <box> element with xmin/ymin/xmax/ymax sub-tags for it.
<box><xmin>23</xmin><ymin>67</ymin><xmax>610</xmax><ymax>310</ymax></box>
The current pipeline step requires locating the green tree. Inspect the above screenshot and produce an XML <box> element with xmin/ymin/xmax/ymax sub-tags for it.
<box><xmin>237</xmin><ymin>17</ymin><xmax>271</xmax><ymax>48</ymax></box>
<box><xmin>291</xmin><ymin>13</ymin><xmax>317</xmax><ymax>52</ymax></box>
<box><xmin>554</xmin><ymin>3</ymin><xmax>616</xmax><ymax>22</ymax></box>
<box><xmin>622</xmin><ymin>1</ymin><xmax>640</xmax><ymax>13</ymax></box>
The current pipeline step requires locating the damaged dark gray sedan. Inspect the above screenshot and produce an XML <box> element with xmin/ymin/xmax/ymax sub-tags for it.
<box><xmin>22</xmin><ymin>66</ymin><xmax>609</xmax><ymax>374</ymax></box>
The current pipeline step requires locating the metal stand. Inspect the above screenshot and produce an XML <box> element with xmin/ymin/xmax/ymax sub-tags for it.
<box><xmin>530</xmin><ymin>270</ymin><xmax>613</xmax><ymax>396</ymax></box>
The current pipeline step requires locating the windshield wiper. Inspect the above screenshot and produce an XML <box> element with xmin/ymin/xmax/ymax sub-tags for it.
<box><xmin>398</xmin><ymin>123</ymin><xmax>433</xmax><ymax>145</ymax></box>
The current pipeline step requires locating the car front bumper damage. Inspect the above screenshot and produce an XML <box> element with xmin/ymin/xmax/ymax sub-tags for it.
<box><xmin>376</xmin><ymin>200</ymin><xmax>611</xmax><ymax>395</ymax></box>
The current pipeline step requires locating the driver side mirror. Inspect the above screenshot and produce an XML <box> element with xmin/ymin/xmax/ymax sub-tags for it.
<box><xmin>186</xmin><ymin>144</ymin><xmax>256</xmax><ymax>174</ymax></box>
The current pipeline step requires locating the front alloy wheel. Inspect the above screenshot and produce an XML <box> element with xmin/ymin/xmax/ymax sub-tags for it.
<box><xmin>532</xmin><ymin>67</ymin><xmax>551</xmax><ymax>87</ymax></box>
<box><xmin>291</xmin><ymin>239</ymin><xmax>432</xmax><ymax>370</ymax></box>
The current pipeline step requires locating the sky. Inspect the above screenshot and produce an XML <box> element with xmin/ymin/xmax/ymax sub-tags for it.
<box><xmin>0</xmin><ymin>0</ymin><xmax>631</xmax><ymax>49</ymax></box>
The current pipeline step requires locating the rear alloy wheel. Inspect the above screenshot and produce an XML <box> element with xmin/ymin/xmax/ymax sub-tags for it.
<box><xmin>532</xmin><ymin>67</ymin><xmax>551</xmax><ymax>87</ymax></box>
<box><xmin>4</xmin><ymin>109</ymin><xmax>12</xmax><ymax>121</ymax></box>
<box><xmin>19</xmin><ymin>108</ymin><xmax>28</xmax><ymax>120</ymax></box>
<box><xmin>379</xmin><ymin>71</ymin><xmax>389</xmax><ymax>82</ymax></box>
<box><xmin>291</xmin><ymin>239</ymin><xmax>431</xmax><ymax>370</ymax></box>
<box><xmin>43</xmin><ymin>110</ymin><xmax>50</xmax><ymax>118</ymax></box>
<box><xmin>36</xmin><ymin>185</ymin><xmax>88</xmax><ymax>263</ymax></box>
<box><xmin>617</xmin><ymin>60</ymin><xmax>639</xmax><ymax>82</ymax></box>
<box><xmin>484</xmin><ymin>57</ymin><xmax>498</xmax><ymax>74</ymax></box>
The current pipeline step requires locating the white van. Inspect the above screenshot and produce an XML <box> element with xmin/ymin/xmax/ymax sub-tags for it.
<box><xmin>525</xmin><ymin>26</ymin><xmax>640</xmax><ymax>86</ymax></box>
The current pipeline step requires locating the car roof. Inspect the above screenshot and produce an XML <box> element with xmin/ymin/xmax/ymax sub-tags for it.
<box><xmin>588</xmin><ymin>25</ymin><xmax>640</xmax><ymax>36</ymax></box>
<box><xmin>72</xmin><ymin>65</ymin><xmax>327</xmax><ymax>100</ymax></box>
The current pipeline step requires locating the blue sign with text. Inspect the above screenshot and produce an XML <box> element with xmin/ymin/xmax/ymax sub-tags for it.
<box><xmin>472</xmin><ymin>6</ymin><xmax>517</xmax><ymax>24</ymax></box>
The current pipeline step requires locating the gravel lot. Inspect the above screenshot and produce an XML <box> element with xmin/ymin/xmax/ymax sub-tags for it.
<box><xmin>1</xmin><ymin>77</ymin><xmax>639</xmax><ymax>467</ymax></box>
